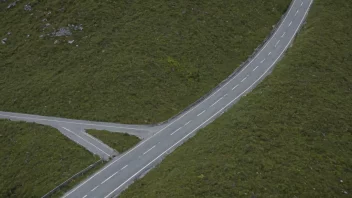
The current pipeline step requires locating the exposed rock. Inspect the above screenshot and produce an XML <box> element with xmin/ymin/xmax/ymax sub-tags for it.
<box><xmin>24</xmin><ymin>4</ymin><xmax>31</xmax><ymax>11</ymax></box>
<box><xmin>7</xmin><ymin>0</ymin><xmax>19</xmax><ymax>9</ymax></box>
<box><xmin>53</xmin><ymin>27</ymin><xmax>72</xmax><ymax>37</ymax></box>
<box><xmin>68</xmin><ymin>24</ymin><xmax>83</xmax><ymax>31</ymax></box>
<box><xmin>2</xmin><ymin>38</ymin><xmax>7</xmax><ymax>44</ymax></box>
<box><xmin>54</xmin><ymin>40</ymin><xmax>59</xmax><ymax>44</ymax></box>
<box><xmin>68</xmin><ymin>40</ymin><xmax>74</xmax><ymax>44</ymax></box>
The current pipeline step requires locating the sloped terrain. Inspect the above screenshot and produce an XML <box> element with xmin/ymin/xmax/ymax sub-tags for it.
<box><xmin>120</xmin><ymin>0</ymin><xmax>352</xmax><ymax>197</ymax></box>
<box><xmin>0</xmin><ymin>0</ymin><xmax>290</xmax><ymax>124</ymax></box>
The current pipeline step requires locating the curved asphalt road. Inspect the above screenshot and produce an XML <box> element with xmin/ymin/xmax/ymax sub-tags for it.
<box><xmin>59</xmin><ymin>0</ymin><xmax>314</xmax><ymax>197</ymax></box>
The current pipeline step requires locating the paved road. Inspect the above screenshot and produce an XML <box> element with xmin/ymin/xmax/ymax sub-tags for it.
<box><xmin>59</xmin><ymin>0</ymin><xmax>313</xmax><ymax>197</ymax></box>
<box><xmin>0</xmin><ymin>111</ymin><xmax>154</xmax><ymax>159</ymax></box>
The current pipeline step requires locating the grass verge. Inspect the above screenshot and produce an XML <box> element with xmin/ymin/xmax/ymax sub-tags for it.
<box><xmin>0</xmin><ymin>0</ymin><xmax>290</xmax><ymax>124</ymax></box>
<box><xmin>120</xmin><ymin>0</ymin><xmax>352</xmax><ymax>197</ymax></box>
<box><xmin>0</xmin><ymin>119</ymin><xmax>99</xmax><ymax>197</ymax></box>
<box><xmin>87</xmin><ymin>130</ymin><xmax>141</xmax><ymax>153</ymax></box>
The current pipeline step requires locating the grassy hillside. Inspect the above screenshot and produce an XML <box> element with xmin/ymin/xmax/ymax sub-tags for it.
<box><xmin>120</xmin><ymin>0</ymin><xmax>352</xmax><ymax>197</ymax></box>
<box><xmin>87</xmin><ymin>129</ymin><xmax>140</xmax><ymax>153</ymax></box>
<box><xmin>0</xmin><ymin>0</ymin><xmax>290</xmax><ymax>124</ymax></box>
<box><xmin>0</xmin><ymin>120</ymin><xmax>98</xmax><ymax>197</ymax></box>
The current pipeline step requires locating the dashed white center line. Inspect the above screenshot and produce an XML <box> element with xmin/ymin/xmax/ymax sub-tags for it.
<box><xmin>281</xmin><ymin>32</ymin><xmax>286</xmax><ymax>38</ymax></box>
<box><xmin>82</xmin><ymin>195</ymin><xmax>87</xmax><ymax>198</ymax></box>
<box><xmin>268</xmin><ymin>52</ymin><xmax>272</xmax><ymax>56</ymax></box>
<box><xmin>223</xmin><ymin>94</ymin><xmax>228</xmax><ymax>97</ymax></box>
<box><xmin>101</xmin><ymin>170</ymin><xmax>120</xmax><ymax>184</ymax></box>
<box><xmin>143</xmin><ymin>145</ymin><xmax>156</xmax><ymax>155</ymax></box>
<box><xmin>232</xmin><ymin>84</ymin><xmax>239</xmax><ymax>90</ymax></box>
<box><xmin>275</xmin><ymin>40</ymin><xmax>280</xmax><ymax>47</ymax></box>
<box><xmin>121</xmin><ymin>165</ymin><xmax>128</xmax><ymax>170</ymax></box>
<box><xmin>253</xmin><ymin>66</ymin><xmax>259</xmax><ymax>71</ymax></box>
<box><xmin>260</xmin><ymin>58</ymin><xmax>266</xmax><ymax>63</ymax></box>
<box><xmin>241</xmin><ymin>76</ymin><xmax>247</xmax><ymax>82</ymax></box>
<box><xmin>288</xmin><ymin>21</ymin><xmax>292</xmax><ymax>27</ymax></box>
<box><xmin>197</xmin><ymin>110</ymin><xmax>206</xmax><ymax>117</ymax></box>
<box><xmin>295</xmin><ymin>10</ymin><xmax>299</xmax><ymax>16</ymax></box>
<box><xmin>170</xmin><ymin>126</ymin><xmax>183</xmax><ymax>135</ymax></box>
<box><xmin>185</xmin><ymin>120</ymin><xmax>192</xmax><ymax>126</ymax></box>
<box><xmin>210</xmin><ymin>97</ymin><xmax>223</xmax><ymax>107</ymax></box>
<box><xmin>91</xmin><ymin>185</ymin><xmax>99</xmax><ymax>192</ymax></box>
<box><xmin>301</xmin><ymin>2</ymin><xmax>303</xmax><ymax>6</ymax></box>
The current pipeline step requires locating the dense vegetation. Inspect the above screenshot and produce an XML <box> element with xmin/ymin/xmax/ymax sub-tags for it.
<box><xmin>87</xmin><ymin>129</ymin><xmax>140</xmax><ymax>153</ymax></box>
<box><xmin>0</xmin><ymin>120</ymin><xmax>98</xmax><ymax>197</ymax></box>
<box><xmin>120</xmin><ymin>0</ymin><xmax>352</xmax><ymax>197</ymax></box>
<box><xmin>0</xmin><ymin>0</ymin><xmax>290</xmax><ymax>124</ymax></box>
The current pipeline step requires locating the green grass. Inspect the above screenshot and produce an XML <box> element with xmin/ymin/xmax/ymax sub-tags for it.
<box><xmin>87</xmin><ymin>130</ymin><xmax>140</xmax><ymax>153</ymax></box>
<box><xmin>119</xmin><ymin>0</ymin><xmax>352</xmax><ymax>197</ymax></box>
<box><xmin>0</xmin><ymin>119</ymin><xmax>99</xmax><ymax>197</ymax></box>
<box><xmin>0</xmin><ymin>0</ymin><xmax>290</xmax><ymax>124</ymax></box>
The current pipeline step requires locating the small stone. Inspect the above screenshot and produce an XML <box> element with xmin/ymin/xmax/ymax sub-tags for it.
<box><xmin>68</xmin><ymin>40</ymin><xmax>74</xmax><ymax>44</ymax></box>
<box><xmin>54</xmin><ymin>40</ymin><xmax>59</xmax><ymax>44</ymax></box>
<box><xmin>340</xmin><ymin>179</ymin><xmax>343</xmax><ymax>183</ymax></box>
<box><xmin>53</xmin><ymin>27</ymin><xmax>72</xmax><ymax>37</ymax></box>
<box><xmin>76</xmin><ymin>45</ymin><xmax>78</xmax><ymax>47</ymax></box>
<box><xmin>7</xmin><ymin>32</ymin><xmax>11</xmax><ymax>35</ymax></box>
<box><xmin>39</xmin><ymin>35</ymin><xmax>44</xmax><ymax>38</ymax></box>
<box><xmin>1</xmin><ymin>38</ymin><xmax>7</xmax><ymax>44</ymax></box>
<box><xmin>343</xmin><ymin>191</ymin><xmax>348</xmax><ymax>194</ymax></box>
<box><xmin>24</xmin><ymin>4</ymin><xmax>32</xmax><ymax>11</ymax></box>
<box><xmin>7</xmin><ymin>0</ymin><xmax>18</xmax><ymax>9</ymax></box>
<box><xmin>27</xmin><ymin>34</ymin><xmax>30</xmax><ymax>38</ymax></box>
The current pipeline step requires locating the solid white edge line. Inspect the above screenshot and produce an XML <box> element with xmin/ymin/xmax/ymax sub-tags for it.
<box><xmin>143</xmin><ymin>145</ymin><xmax>156</xmax><ymax>155</ymax></box>
<box><xmin>104</xmin><ymin>1</ymin><xmax>313</xmax><ymax>197</ymax></box>
<box><xmin>81</xmin><ymin>130</ymin><xmax>115</xmax><ymax>151</ymax></box>
<box><xmin>62</xmin><ymin>1</ymin><xmax>301</xmax><ymax>197</ymax></box>
<box><xmin>62</xmin><ymin>127</ymin><xmax>110</xmax><ymax>157</ymax></box>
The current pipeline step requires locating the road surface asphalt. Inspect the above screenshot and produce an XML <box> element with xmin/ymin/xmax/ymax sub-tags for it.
<box><xmin>0</xmin><ymin>0</ymin><xmax>313</xmax><ymax>196</ymax></box>
<box><xmin>53</xmin><ymin>0</ymin><xmax>313</xmax><ymax>197</ymax></box>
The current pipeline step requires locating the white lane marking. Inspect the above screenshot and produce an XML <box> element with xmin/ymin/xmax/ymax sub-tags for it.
<box><xmin>241</xmin><ymin>76</ymin><xmax>247</xmax><ymax>82</ymax></box>
<box><xmin>281</xmin><ymin>32</ymin><xmax>286</xmax><ymax>38</ymax></box>
<box><xmin>143</xmin><ymin>145</ymin><xmax>156</xmax><ymax>155</ymax></box>
<box><xmin>81</xmin><ymin>130</ymin><xmax>114</xmax><ymax>151</ymax></box>
<box><xmin>82</xmin><ymin>195</ymin><xmax>87</xmax><ymax>198</ymax></box>
<box><xmin>295</xmin><ymin>10</ymin><xmax>299</xmax><ymax>16</ymax></box>
<box><xmin>197</xmin><ymin>110</ymin><xmax>205</xmax><ymax>117</ymax></box>
<box><xmin>184</xmin><ymin>120</ymin><xmax>192</xmax><ymax>126</ymax></box>
<box><xmin>232</xmin><ymin>85</ymin><xmax>239</xmax><ymax>90</ymax></box>
<box><xmin>63</xmin><ymin>1</ymin><xmax>303</xmax><ymax>197</ymax></box>
<box><xmin>104</xmin><ymin>2</ymin><xmax>313</xmax><ymax>196</ymax></box>
<box><xmin>260</xmin><ymin>58</ymin><xmax>266</xmax><ymax>63</ymax></box>
<box><xmin>224</xmin><ymin>94</ymin><xmax>228</xmax><ymax>97</ymax></box>
<box><xmin>253</xmin><ymin>66</ymin><xmax>259</xmax><ymax>71</ymax></box>
<box><xmin>170</xmin><ymin>127</ymin><xmax>183</xmax><ymax>136</ymax></box>
<box><xmin>121</xmin><ymin>165</ymin><xmax>128</xmax><ymax>170</ymax></box>
<box><xmin>91</xmin><ymin>185</ymin><xmax>99</xmax><ymax>192</ymax></box>
<box><xmin>268</xmin><ymin>52</ymin><xmax>272</xmax><ymax>56</ymax></box>
<box><xmin>210</xmin><ymin>97</ymin><xmax>223</xmax><ymax>107</ymax></box>
<box><xmin>301</xmin><ymin>1</ymin><xmax>303</xmax><ymax>6</ymax></box>
<box><xmin>62</xmin><ymin>127</ymin><xmax>110</xmax><ymax>157</ymax></box>
<box><xmin>101</xmin><ymin>170</ymin><xmax>120</xmax><ymax>184</ymax></box>
<box><xmin>275</xmin><ymin>40</ymin><xmax>280</xmax><ymax>47</ymax></box>
<box><xmin>289</xmin><ymin>21</ymin><xmax>292</xmax><ymax>27</ymax></box>
<box><xmin>0</xmin><ymin>114</ymin><xmax>146</xmax><ymax>131</ymax></box>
